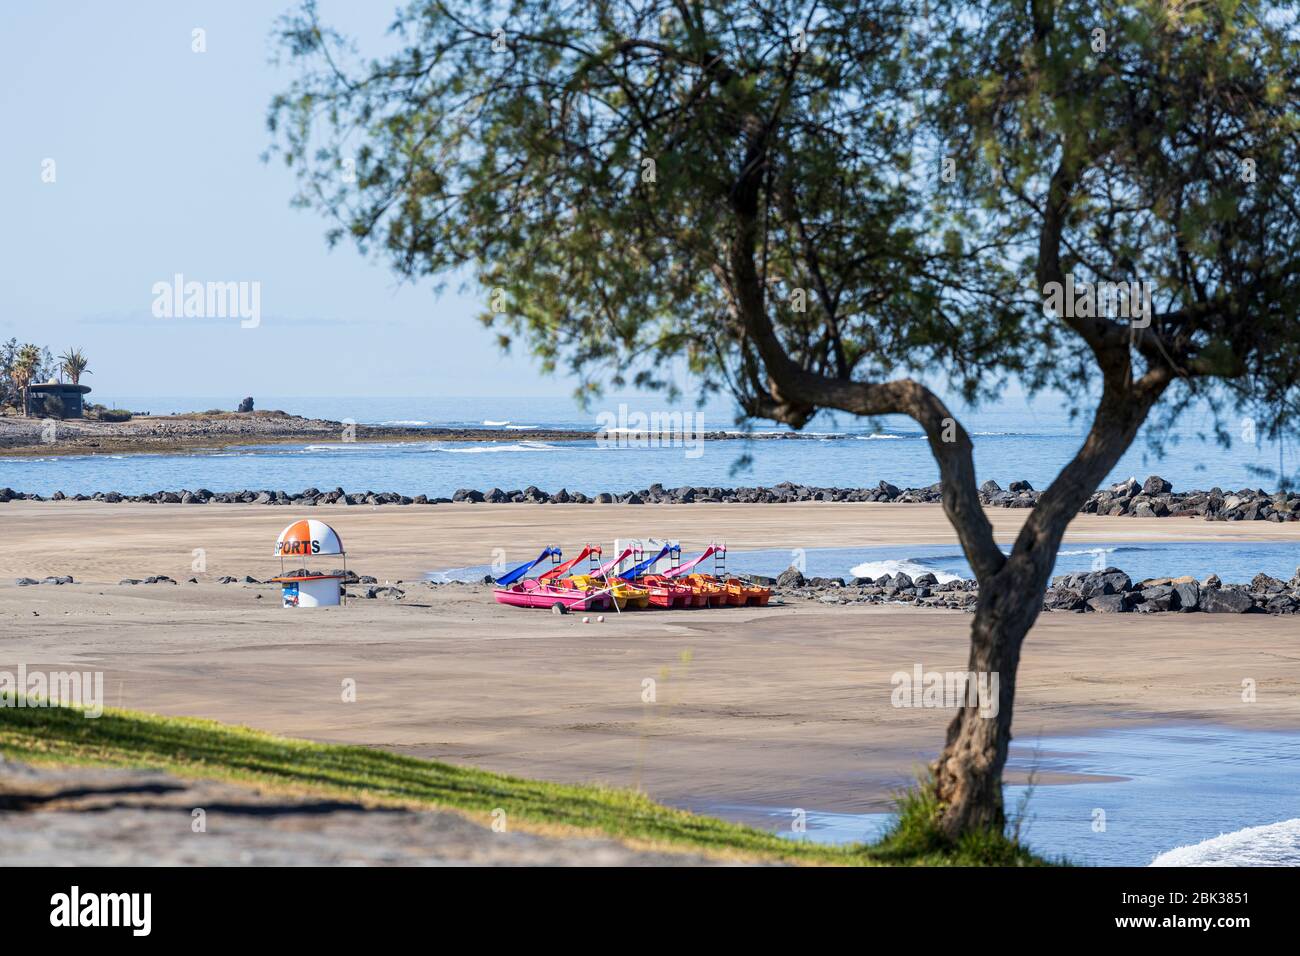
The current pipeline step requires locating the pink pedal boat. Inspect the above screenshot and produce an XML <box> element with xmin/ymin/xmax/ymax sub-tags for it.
<box><xmin>493</xmin><ymin>577</ymin><xmax>612</xmax><ymax>612</ymax></box>
<box><xmin>491</xmin><ymin>546</ymin><xmax>613</xmax><ymax>613</ymax></box>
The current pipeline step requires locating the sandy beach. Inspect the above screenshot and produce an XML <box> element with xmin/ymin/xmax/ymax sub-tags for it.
<box><xmin>3</xmin><ymin>501</ymin><xmax>1298</xmax><ymax>820</ymax></box>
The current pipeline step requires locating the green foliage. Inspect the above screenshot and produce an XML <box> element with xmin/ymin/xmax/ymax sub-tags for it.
<box><xmin>0</xmin><ymin>338</ymin><xmax>55</xmax><ymax>411</ymax></box>
<box><xmin>269</xmin><ymin>0</ymin><xmax>1025</xmax><ymax>412</ymax></box>
<box><xmin>929</xmin><ymin>0</ymin><xmax>1300</xmax><ymax>463</ymax></box>
<box><xmin>870</xmin><ymin>777</ymin><xmax>1055</xmax><ymax>866</ymax></box>
<box><xmin>58</xmin><ymin>347</ymin><xmax>90</xmax><ymax>385</ymax></box>
<box><xmin>269</xmin><ymin>0</ymin><xmax>1300</xmax><ymax>452</ymax></box>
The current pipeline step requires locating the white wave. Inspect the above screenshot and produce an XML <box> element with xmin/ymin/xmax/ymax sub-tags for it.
<box><xmin>435</xmin><ymin>441</ymin><xmax>555</xmax><ymax>454</ymax></box>
<box><xmin>379</xmin><ymin>419</ymin><xmax>430</xmax><ymax>426</ymax></box>
<box><xmin>1149</xmin><ymin>818</ymin><xmax>1300</xmax><ymax>867</ymax></box>
<box><xmin>299</xmin><ymin>443</ymin><xmax>409</xmax><ymax>452</ymax></box>
<box><xmin>848</xmin><ymin>559</ymin><xmax>960</xmax><ymax>584</ymax></box>
<box><xmin>482</xmin><ymin>420</ymin><xmax>510</xmax><ymax>426</ymax></box>
<box><xmin>504</xmin><ymin>424</ymin><xmax>538</xmax><ymax>430</ymax></box>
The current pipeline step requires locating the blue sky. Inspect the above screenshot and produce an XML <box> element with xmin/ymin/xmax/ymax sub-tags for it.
<box><xmin>0</xmin><ymin>1</ymin><xmax>589</xmax><ymax>398</ymax></box>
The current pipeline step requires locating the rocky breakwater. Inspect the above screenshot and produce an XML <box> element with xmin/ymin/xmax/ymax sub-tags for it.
<box><xmin>1074</xmin><ymin>475</ymin><xmax>1300</xmax><ymax>523</ymax></box>
<box><xmin>5</xmin><ymin>476</ymin><xmax>1294</xmax><ymax>520</ymax></box>
<box><xmin>772</xmin><ymin>566</ymin><xmax>1300</xmax><ymax>616</ymax></box>
<box><xmin>3</xmin><ymin>474</ymin><xmax>1298</xmax><ymax>519</ymax></box>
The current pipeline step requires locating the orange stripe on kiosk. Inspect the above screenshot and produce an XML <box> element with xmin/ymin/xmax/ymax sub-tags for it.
<box><xmin>271</xmin><ymin>519</ymin><xmax>346</xmax><ymax>607</ymax></box>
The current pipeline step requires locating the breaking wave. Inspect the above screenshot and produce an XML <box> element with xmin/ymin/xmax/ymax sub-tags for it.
<box><xmin>848</xmin><ymin>558</ymin><xmax>960</xmax><ymax>584</ymax></box>
<box><xmin>1149</xmin><ymin>818</ymin><xmax>1300</xmax><ymax>867</ymax></box>
<box><xmin>434</xmin><ymin>441</ymin><xmax>555</xmax><ymax>454</ymax></box>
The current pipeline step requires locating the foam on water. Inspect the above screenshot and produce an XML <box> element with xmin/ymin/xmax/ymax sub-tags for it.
<box><xmin>433</xmin><ymin>441</ymin><xmax>555</xmax><ymax>454</ymax></box>
<box><xmin>848</xmin><ymin>558</ymin><xmax>960</xmax><ymax>583</ymax></box>
<box><xmin>1149</xmin><ymin>818</ymin><xmax>1300</xmax><ymax>867</ymax></box>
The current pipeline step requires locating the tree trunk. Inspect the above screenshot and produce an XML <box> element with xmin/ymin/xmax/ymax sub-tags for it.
<box><xmin>931</xmin><ymin>566</ymin><xmax>1041</xmax><ymax>838</ymax></box>
<box><xmin>929</xmin><ymin>378</ymin><xmax>1169</xmax><ymax>840</ymax></box>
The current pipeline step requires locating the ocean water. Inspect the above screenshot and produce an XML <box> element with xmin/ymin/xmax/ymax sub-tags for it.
<box><xmin>431</xmin><ymin>541</ymin><xmax>1299</xmax><ymax>587</ymax></box>
<box><xmin>2</xmin><ymin>394</ymin><xmax>1294</xmax><ymax>497</ymax></box>
<box><xmin>715</xmin><ymin>724</ymin><xmax>1300</xmax><ymax>866</ymax></box>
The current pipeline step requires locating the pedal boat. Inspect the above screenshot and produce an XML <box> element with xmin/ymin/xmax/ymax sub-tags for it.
<box><xmin>673</xmin><ymin>572</ymin><xmax>739</xmax><ymax>607</ymax></box>
<box><xmin>663</xmin><ymin>546</ymin><xmax>771</xmax><ymax>607</ymax></box>
<box><xmin>560</xmin><ymin>573</ymin><xmax>651</xmax><ymax>610</ymax></box>
<box><xmin>637</xmin><ymin>573</ymin><xmax>708</xmax><ymax>608</ymax></box>
<box><xmin>493</xmin><ymin>577</ymin><xmax>612</xmax><ymax>612</ymax></box>
<box><xmin>725</xmin><ymin>576</ymin><xmax>771</xmax><ymax>606</ymax></box>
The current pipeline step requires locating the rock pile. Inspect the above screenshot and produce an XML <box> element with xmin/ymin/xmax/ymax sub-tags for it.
<box><xmin>4</xmin><ymin>475</ymin><xmax>1296</xmax><ymax>520</ymax></box>
<box><xmin>773</xmin><ymin>565</ymin><xmax>1300</xmax><ymax>615</ymax></box>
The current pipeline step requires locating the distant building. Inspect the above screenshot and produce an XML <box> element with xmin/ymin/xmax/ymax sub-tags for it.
<box><xmin>26</xmin><ymin>381</ymin><xmax>92</xmax><ymax>418</ymax></box>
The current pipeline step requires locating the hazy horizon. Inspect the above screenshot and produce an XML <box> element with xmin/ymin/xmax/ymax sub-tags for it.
<box><xmin>0</xmin><ymin>2</ymin><xmax>626</xmax><ymax>399</ymax></box>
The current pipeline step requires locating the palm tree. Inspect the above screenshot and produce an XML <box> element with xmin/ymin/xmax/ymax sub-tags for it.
<box><xmin>59</xmin><ymin>348</ymin><xmax>90</xmax><ymax>385</ymax></box>
<box><xmin>13</xmin><ymin>344</ymin><xmax>41</xmax><ymax>416</ymax></box>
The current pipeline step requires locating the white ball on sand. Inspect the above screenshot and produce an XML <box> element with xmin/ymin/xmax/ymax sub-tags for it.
<box><xmin>597</xmin><ymin>615</ymin><xmax>605</xmax><ymax>623</ymax></box>
<box><xmin>582</xmin><ymin>616</ymin><xmax>590</xmax><ymax>624</ymax></box>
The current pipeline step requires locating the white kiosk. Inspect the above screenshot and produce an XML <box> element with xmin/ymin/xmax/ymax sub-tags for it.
<box><xmin>271</xmin><ymin>519</ymin><xmax>347</xmax><ymax>608</ymax></box>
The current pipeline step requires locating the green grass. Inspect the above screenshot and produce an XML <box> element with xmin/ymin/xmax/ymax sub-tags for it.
<box><xmin>0</xmin><ymin>699</ymin><xmax>1051</xmax><ymax>866</ymax></box>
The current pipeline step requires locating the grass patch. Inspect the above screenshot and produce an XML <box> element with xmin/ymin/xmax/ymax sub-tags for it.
<box><xmin>870</xmin><ymin>782</ymin><xmax>1056</xmax><ymax>866</ymax></box>
<box><xmin>0</xmin><ymin>700</ymin><xmax>1052</xmax><ymax>866</ymax></box>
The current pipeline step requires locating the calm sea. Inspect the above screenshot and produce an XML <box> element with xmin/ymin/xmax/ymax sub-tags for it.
<box><xmin>2</xmin><ymin>394</ymin><xmax>1293</xmax><ymax>498</ymax></box>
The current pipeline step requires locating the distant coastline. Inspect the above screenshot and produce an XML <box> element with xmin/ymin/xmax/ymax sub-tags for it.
<box><xmin>2</xmin><ymin>401</ymin><xmax>1291</xmax><ymax>499</ymax></box>
<box><xmin>0</xmin><ymin>410</ymin><xmax>836</xmax><ymax>458</ymax></box>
